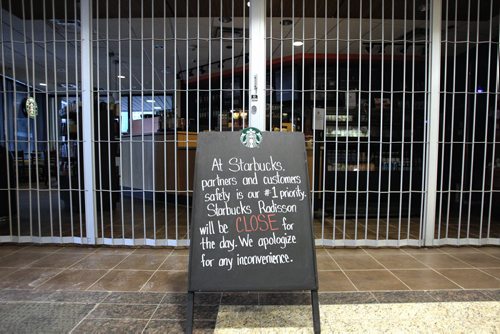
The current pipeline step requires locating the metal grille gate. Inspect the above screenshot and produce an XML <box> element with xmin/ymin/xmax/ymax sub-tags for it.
<box><xmin>0</xmin><ymin>0</ymin><xmax>498</xmax><ymax>247</ymax></box>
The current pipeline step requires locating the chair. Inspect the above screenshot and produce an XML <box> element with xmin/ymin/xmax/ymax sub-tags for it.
<box><xmin>30</xmin><ymin>152</ymin><xmax>45</xmax><ymax>183</ymax></box>
<box><xmin>42</xmin><ymin>150</ymin><xmax>58</xmax><ymax>186</ymax></box>
<box><xmin>9</xmin><ymin>150</ymin><xmax>26</xmax><ymax>181</ymax></box>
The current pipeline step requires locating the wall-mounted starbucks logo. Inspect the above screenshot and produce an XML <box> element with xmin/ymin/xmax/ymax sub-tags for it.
<box><xmin>25</xmin><ymin>97</ymin><xmax>38</xmax><ymax>118</ymax></box>
<box><xmin>240</xmin><ymin>127</ymin><xmax>262</xmax><ymax>148</ymax></box>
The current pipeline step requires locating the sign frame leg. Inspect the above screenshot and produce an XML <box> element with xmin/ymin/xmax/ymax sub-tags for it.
<box><xmin>311</xmin><ymin>289</ymin><xmax>321</xmax><ymax>333</ymax></box>
<box><xmin>186</xmin><ymin>291</ymin><xmax>194</xmax><ymax>334</ymax></box>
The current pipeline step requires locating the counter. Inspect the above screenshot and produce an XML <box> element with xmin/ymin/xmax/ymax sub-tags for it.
<box><xmin>121</xmin><ymin>131</ymin><xmax>313</xmax><ymax>196</ymax></box>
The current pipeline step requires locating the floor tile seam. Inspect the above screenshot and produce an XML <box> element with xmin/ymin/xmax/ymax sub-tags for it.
<box><xmin>140</xmin><ymin>290</ymin><xmax>169</xmax><ymax>333</ymax></box>
<box><xmin>362</xmin><ymin>249</ymin><xmax>413</xmax><ymax>291</ymax></box>
<box><xmin>99</xmin><ymin>302</ymin><xmax>166</xmax><ymax>306</ymax></box>
<box><xmin>68</xmin><ymin>292</ymin><xmax>110</xmax><ymax>334</ymax></box>
<box><xmin>399</xmin><ymin>248</ymin><xmax>445</xmax><ymax>268</ymax></box>
<box><xmin>25</xmin><ymin>252</ymin><xmax>100</xmax><ymax>272</ymax></box>
<box><xmin>443</xmin><ymin>252</ymin><xmax>500</xmax><ymax>277</ymax></box>
<box><xmin>368</xmin><ymin>290</ymin><xmax>437</xmax><ymax>303</ymax></box>
<box><xmin>8</xmin><ymin>251</ymin><xmax>56</xmax><ymax>270</ymax></box>
<box><xmin>10</xmin><ymin>265</ymin><xmax>69</xmax><ymax>290</ymax></box>
<box><xmin>86</xmin><ymin>316</ymin><xmax>157</xmax><ymax>321</ymax></box>
<box><xmin>85</xmin><ymin>251</ymin><xmax>138</xmax><ymax>291</ymax></box>
<box><xmin>324</xmin><ymin>248</ymin><xmax>359</xmax><ymax>292</ymax></box>
<box><xmin>138</xmin><ymin>248</ymin><xmax>178</xmax><ymax>292</ymax></box>
<box><xmin>401</xmin><ymin>251</ymin><xmax>466</xmax><ymax>290</ymax></box>
<box><xmin>474</xmin><ymin>248</ymin><xmax>500</xmax><ymax>261</ymax></box>
<box><xmin>28</xmin><ymin>265</ymin><xmax>155</xmax><ymax>271</ymax></box>
<box><xmin>0</xmin><ymin>249</ymin><xmax>23</xmax><ymax>259</ymax></box>
<box><xmin>467</xmin><ymin>267</ymin><xmax>500</xmax><ymax>282</ymax></box>
<box><xmin>63</xmin><ymin>249</ymin><xmax>108</xmax><ymax>270</ymax></box>
<box><xmin>0</xmin><ymin>300</ymin><xmax>106</xmax><ymax>305</ymax></box>
<box><xmin>53</xmin><ymin>246</ymin><xmax>98</xmax><ymax>255</ymax></box>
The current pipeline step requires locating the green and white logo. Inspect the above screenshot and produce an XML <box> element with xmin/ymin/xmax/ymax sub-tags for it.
<box><xmin>25</xmin><ymin>97</ymin><xmax>38</xmax><ymax>118</ymax></box>
<box><xmin>240</xmin><ymin>127</ymin><xmax>262</xmax><ymax>148</ymax></box>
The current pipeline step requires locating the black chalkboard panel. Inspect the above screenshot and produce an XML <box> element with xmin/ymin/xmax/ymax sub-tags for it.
<box><xmin>188</xmin><ymin>130</ymin><xmax>318</xmax><ymax>292</ymax></box>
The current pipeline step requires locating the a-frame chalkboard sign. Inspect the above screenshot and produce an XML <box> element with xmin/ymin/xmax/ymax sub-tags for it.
<box><xmin>187</xmin><ymin>130</ymin><xmax>320</xmax><ymax>333</ymax></box>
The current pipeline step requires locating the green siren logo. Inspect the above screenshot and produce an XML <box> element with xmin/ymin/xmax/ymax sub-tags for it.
<box><xmin>240</xmin><ymin>127</ymin><xmax>262</xmax><ymax>148</ymax></box>
<box><xmin>25</xmin><ymin>97</ymin><xmax>38</xmax><ymax>118</ymax></box>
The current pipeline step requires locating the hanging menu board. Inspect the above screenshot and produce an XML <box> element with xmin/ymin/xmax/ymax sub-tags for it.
<box><xmin>188</xmin><ymin>130</ymin><xmax>318</xmax><ymax>292</ymax></box>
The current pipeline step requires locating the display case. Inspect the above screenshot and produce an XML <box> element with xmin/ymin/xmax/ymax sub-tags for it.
<box><xmin>182</xmin><ymin>54</ymin><xmax>426</xmax><ymax>217</ymax></box>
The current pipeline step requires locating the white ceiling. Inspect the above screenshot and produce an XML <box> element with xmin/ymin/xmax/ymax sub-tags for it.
<box><xmin>1</xmin><ymin>8</ymin><xmax>498</xmax><ymax>93</ymax></box>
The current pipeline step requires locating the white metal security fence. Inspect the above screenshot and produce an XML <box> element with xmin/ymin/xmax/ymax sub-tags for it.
<box><xmin>435</xmin><ymin>0</ymin><xmax>499</xmax><ymax>246</ymax></box>
<box><xmin>0</xmin><ymin>0</ymin><xmax>498</xmax><ymax>247</ymax></box>
<box><xmin>267</xmin><ymin>0</ymin><xmax>431</xmax><ymax>247</ymax></box>
<box><xmin>0</xmin><ymin>0</ymin><xmax>86</xmax><ymax>243</ymax></box>
<box><xmin>90</xmin><ymin>0</ymin><xmax>250</xmax><ymax>246</ymax></box>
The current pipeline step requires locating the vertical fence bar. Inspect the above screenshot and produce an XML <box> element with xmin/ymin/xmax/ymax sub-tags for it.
<box><xmin>355</xmin><ymin>0</ymin><xmax>362</xmax><ymax>241</ymax></box>
<box><xmin>376</xmin><ymin>0</ymin><xmax>384</xmax><ymax>241</ymax></box>
<box><xmin>321</xmin><ymin>0</ymin><xmax>327</xmax><ymax>243</ymax></box>
<box><xmin>424</xmin><ymin>0</ymin><xmax>442</xmax><ymax>246</ymax></box>
<box><xmin>81</xmin><ymin>0</ymin><xmax>96</xmax><ymax>244</ymax></box>
<box><xmin>333</xmin><ymin>0</ymin><xmax>339</xmax><ymax>242</ymax></box>
<box><xmin>20</xmin><ymin>0</ymin><xmax>33</xmax><ymax>238</ymax></box>
<box><xmin>479</xmin><ymin>0</ymin><xmax>494</xmax><ymax>241</ymax></box>
<box><xmin>365</xmin><ymin>0</ymin><xmax>372</xmax><ymax>239</ymax></box>
<box><xmin>444</xmin><ymin>0</ymin><xmax>458</xmax><ymax>241</ymax></box>
<box><xmin>457</xmin><ymin>0</ymin><xmax>472</xmax><ymax>242</ymax></box>
<box><xmin>467</xmin><ymin>0</ymin><xmax>481</xmax><ymax>239</ymax></box>
<box><xmin>0</xmin><ymin>4</ymin><xmax>14</xmax><ymax>237</ymax></box>
<box><xmin>400</xmin><ymin>0</ymin><xmax>408</xmax><ymax>242</ymax></box>
<box><xmin>437</xmin><ymin>0</ymin><xmax>450</xmax><ymax>241</ymax></box>
<box><xmin>386</xmin><ymin>0</ymin><xmax>394</xmax><ymax>240</ymax></box>
<box><xmin>248</xmin><ymin>0</ymin><xmax>266</xmax><ymax>130</ymax></box>
<box><xmin>486</xmin><ymin>1</ymin><xmax>499</xmax><ymax>240</ymax></box>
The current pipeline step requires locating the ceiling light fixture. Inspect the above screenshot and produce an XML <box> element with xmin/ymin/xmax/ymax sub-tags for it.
<box><xmin>247</xmin><ymin>1</ymin><xmax>250</xmax><ymax>7</ymax></box>
<box><xmin>146</xmin><ymin>99</ymin><xmax>155</xmax><ymax>103</ymax></box>
<box><xmin>39</xmin><ymin>83</ymin><xmax>47</xmax><ymax>86</ymax></box>
<box><xmin>117</xmin><ymin>75</ymin><xmax>125</xmax><ymax>79</ymax></box>
<box><xmin>293</xmin><ymin>41</ymin><xmax>303</xmax><ymax>47</ymax></box>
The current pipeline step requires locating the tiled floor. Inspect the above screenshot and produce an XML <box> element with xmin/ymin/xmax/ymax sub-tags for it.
<box><xmin>0</xmin><ymin>244</ymin><xmax>498</xmax><ymax>333</ymax></box>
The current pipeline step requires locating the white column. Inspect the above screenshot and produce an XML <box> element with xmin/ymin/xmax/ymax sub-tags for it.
<box><xmin>248</xmin><ymin>0</ymin><xmax>266</xmax><ymax>131</ymax></box>
<box><xmin>424</xmin><ymin>0</ymin><xmax>442</xmax><ymax>246</ymax></box>
<box><xmin>81</xmin><ymin>0</ymin><xmax>96</xmax><ymax>244</ymax></box>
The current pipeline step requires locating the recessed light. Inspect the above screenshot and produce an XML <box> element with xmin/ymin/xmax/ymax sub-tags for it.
<box><xmin>117</xmin><ymin>75</ymin><xmax>125</xmax><ymax>79</ymax></box>
<box><xmin>281</xmin><ymin>19</ymin><xmax>293</xmax><ymax>26</ymax></box>
<box><xmin>146</xmin><ymin>99</ymin><xmax>155</xmax><ymax>103</ymax></box>
<box><xmin>154</xmin><ymin>106</ymin><xmax>162</xmax><ymax>110</ymax></box>
<box><xmin>293</xmin><ymin>41</ymin><xmax>303</xmax><ymax>47</ymax></box>
<box><xmin>219</xmin><ymin>17</ymin><xmax>231</xmax><ymax>23</ymax></box>
<box><xmin>39</xmin><ymin>83</ymin><xmax>47</xmax><ymax>86</ymax></box>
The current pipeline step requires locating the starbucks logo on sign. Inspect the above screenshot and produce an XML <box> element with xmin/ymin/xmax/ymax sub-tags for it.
<box><xmin>240</xmin><ymin>127</ymin><xmax>262</xmax><ymax>148</ymax></box>
<box><xmin>25</xmin><ymin>97</ymin><xmax>38</xmax><ymax>118</ymax></box>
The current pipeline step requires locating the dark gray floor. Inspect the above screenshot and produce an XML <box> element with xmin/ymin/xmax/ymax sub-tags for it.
<box><xmin>0</xmin><ymin>290</ymin><xmax>498</xmax><ymax>333</ymax></box>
